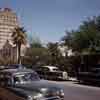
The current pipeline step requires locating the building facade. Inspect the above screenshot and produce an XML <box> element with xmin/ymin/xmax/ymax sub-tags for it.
<box><xmin>0</xmin><ymin>40</ymin><xmax>17</xmax><ymax>64</ymax></box>
<box><xmin>0</xmin><ymin>8</ymin><xmax>27</xmax><ymax>64</ymax></box>
<box><xmin>0</xmin><ymin>8</ymin><xmax>19</xmax><ymax>49</ymax></box>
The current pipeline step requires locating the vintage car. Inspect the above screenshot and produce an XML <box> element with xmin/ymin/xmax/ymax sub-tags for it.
<box><xmin>34</xmin><ymin>65</ymin><xmax>68</xmax><ymax>80</ymax></box>
<box><xmin>0</xmin><ymin>68</ymin><xmax>64</xmax><ymax>100</ymax></box>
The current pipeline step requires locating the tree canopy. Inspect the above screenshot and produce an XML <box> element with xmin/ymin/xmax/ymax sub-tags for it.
<box><xmin>62</xmin><ymin>16</ymin><xmax>100</xmax><ymax>54</ymax></box>
<box><xmin>12</xmin><ymin>27</ymin><xmax>27</xmax><ymax>64</ymax></box>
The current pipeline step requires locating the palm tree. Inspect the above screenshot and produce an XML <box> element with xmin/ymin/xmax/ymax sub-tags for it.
<box><xmin>12</xmin><ymin>27</ymin><xmax>27</xmax><ymax>64</ymax></box>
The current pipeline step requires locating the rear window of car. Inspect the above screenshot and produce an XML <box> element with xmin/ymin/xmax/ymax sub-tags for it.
<box><xmin>53</xmin><ymin>68</ymin><xmax>60</xmax><ymax>71</ymax></box>
<box><xmin>37</xmin><ymin>67</ymin><xmax>49</xmax><ymax>71</ymax></box>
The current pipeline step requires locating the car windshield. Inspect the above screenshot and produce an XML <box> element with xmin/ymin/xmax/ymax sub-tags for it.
<box><xmin>8</xmin><ymin>64</ymin><xmax>25</xmax><ymax>69</ymax></box>
<box><xmin>53</xmin><ymin>68</ymin><xmax>60</xmax><ymax>71</ymax></box>
<box><xmin>14</xmin><ymin>72</ymin><xmax>40</xmax><ymax>84</ymax></box>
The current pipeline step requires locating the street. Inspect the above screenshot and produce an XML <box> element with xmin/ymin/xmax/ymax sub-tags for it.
<box><xmin>50</xmin><ymin>81</ymin><xmax>100</xmax><ymax>100</ymax></box>
<box><xmin>0</xmin><ymin>80</ymin><xmax>100</xmax><ymax>100</ymax></box>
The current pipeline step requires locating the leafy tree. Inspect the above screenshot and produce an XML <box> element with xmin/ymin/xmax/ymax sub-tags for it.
<box><xmin>47</xmin><ymin>42</ymin><xmax>63</xmax><ymax>67</ymax></box>
<box><xmin>12</xmin><ymin>27</ymin><xmax>27</xmax><ymax>64</ymax></box>
<box><xmin>62</xmin><ymin>16</ymin><xmax>100</xmax><ymax>54</ymax></box>
<box><xmin>61</xmin><ymin>16</ymin><xmax>100</xmax><ymax>76</ymax></box>
<box><xmin>22</xmin><ymin>37</ymin><xmax>49</xmax><ymax>67</ymax></box>
<box><xmin>29</xmin><ymin>36</ymin><xmax>43</xmax><ymax>48</ymax></box>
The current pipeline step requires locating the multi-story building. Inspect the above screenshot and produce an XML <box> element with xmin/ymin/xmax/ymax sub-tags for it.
<box><xmin>0</xmin><ymin>8</ymin><xmax>19</xmax><ymax>49</ymax></box>
<box><xmin>0</xmin><ymin>8</ymin><xmax>28</xmax><ymax>64</ymax></box>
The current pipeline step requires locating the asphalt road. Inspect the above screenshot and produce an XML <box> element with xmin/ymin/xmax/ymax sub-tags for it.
<box><xmin>50</xmin><ymin>81</ymin><xmax>100</xmax><ymax>100</ymax></box>
<box><xmin>0</xmin><ymin>80</ymin><xmax>100</xmax><ymax>100</ymax></box>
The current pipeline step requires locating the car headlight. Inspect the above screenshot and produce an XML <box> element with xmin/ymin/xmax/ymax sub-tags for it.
<box><xmin>27</xmin><ymin>95</ymin><xmax>33</xmax><ymax>100</ymax></box>
<box><xmin>56</xmin><ymin>89</ymin><xmax>64</xmax><ymax>96</ymax></box>
<box><xmin>60</xmin><ymin>89</ymin><xmax>64</xmax><ymax>96</ymax></box>
<box><xmin>33</xmin><ymin>93</ymin><xmax>44</xmax><ymax>100</ymax></box>
<box><xmin>40</xmin><ymin>88</ymin><xmax>47</xmax><ymax>92</ymax></box>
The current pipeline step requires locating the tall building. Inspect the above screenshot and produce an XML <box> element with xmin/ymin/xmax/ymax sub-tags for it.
<box><xmin>0</xmin><ymin>8</ymin><xmax>19</xmax><ymax>49</ymax></box>
<box><xmin>0</xmin><ymin>8</ymin><xmax>28</xmax><ymax>64</ymax></box>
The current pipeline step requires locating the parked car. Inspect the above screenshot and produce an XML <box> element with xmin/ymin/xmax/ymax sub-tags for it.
<box><xmin>0</xmin><ymin>68</ymin><xmax>64</xmax><ymax>100</ymax></box>
<box><xmin>34</xmin><ymin>65</ymin><xmax>69</xmax><ymax>80</ymax></box>
<box><xmin>77</xmin><ymin>67</ymin><xmax>100</xmax><ymax>83</ymax></box>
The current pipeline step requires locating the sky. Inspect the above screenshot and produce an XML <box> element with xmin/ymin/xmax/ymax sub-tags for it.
<box><xmin>0</xmin><ymin>0</ymin><xmax>100</xmax><ymax>44</ymax></box>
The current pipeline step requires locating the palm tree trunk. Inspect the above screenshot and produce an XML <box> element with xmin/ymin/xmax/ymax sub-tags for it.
<box><xmin>18</xmin><ymin>43</ymin><xmax>21</xmax><ymax>64</ymax></box>
<box><xmin>16</xmin><ymin>45</ymin><xmax>18</xmax><ymax>64</ymax></box>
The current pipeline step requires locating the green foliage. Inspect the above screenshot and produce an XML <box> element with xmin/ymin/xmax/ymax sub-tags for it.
<box><xmin>30</xmin><ymin>36</ymin><xmax>43</xmax><ymax>48</ymax></box>
<box><xmin>62</xmin><ymin>16</ymin><xmax>100</xmax><ymax>53</ymax></box>
<box><xmin>22</xmin><ymin>47</ymin><xmax>49</xmax><ymax>67</ymax></box>
<box><xmin>12</xmin><ymin>27</ymin><xmax>27</xmax><ymax>64</ymax></box>
<box><xmin>22</xmin><ymin>36</ymin><xmax>49</xmax><ymax>67</ymax></box>
<box><xmin>61</xmin><ymin>16</ymin><xmax>100</xmax><ymax>76</ymax></box>
<box><xmin>46</xmin><ymin>42</ymin><xmax>66</xmax><ymax>69</ymax></box>
<box><xmin>12</xmin><ymin>27</ymin><xmax>26</xmax><ymax>45</ymax></box>
<box><xmin>47</xmin><ymin>42</ymin><xmax>60</xmax><ymax>57</ymax></box>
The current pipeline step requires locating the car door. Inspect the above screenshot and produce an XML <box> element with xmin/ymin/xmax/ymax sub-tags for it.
<box><xmin>0</xmin><ymin>73</ymin><xmax>25</xmax><ymax>100</ymax></box>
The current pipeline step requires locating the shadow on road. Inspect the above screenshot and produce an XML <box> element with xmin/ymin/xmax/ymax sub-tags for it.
<box><xmin>74</xmin><ymin>81</ymin><xmax>100</xmax><ymax>88</ymax></box>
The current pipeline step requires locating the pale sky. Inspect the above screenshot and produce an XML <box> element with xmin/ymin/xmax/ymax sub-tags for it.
<box><xmin>0</xmin><ymin>0</ymin><xmax>100</xmax><ymax>43</ymax></box>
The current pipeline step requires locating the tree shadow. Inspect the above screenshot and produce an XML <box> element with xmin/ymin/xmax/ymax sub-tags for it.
<box><xmin>74</xmin><ymin>81</ymin><xmax>100</xmax><ymax>88</ymax></box>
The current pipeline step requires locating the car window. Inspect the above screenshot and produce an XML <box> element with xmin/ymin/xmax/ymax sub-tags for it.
<box><xmin>14</xmin><ymin>76</ymin><xmax>21</xmax><ymax>83</ymax></box>
<box><xmin>7</xmin><ymin>64</ymin><xmax>25</xmax><ymax>69</ymax></box>
<box><xmin>53</xmin><ymin>68</ymin><xmax>60</xmax><ymax>71</ymax></box>
<box><xmin>43</xmin><ymin>67</ymin><xmax>49</xmax><ymax>71</ymax></box>
<box><xmin>14</xmin><ymin>72</ymin><xmax>40</xmax><ymax>84</ymax></box>
<box><xmin>38</xmin><ymin>67</ymin><xmax>49</xmax><ymax>71</ymax></box>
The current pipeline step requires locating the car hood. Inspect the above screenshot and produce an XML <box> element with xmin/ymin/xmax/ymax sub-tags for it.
<box><xmin>9</xmin><ymin>80</ymin><xmax>62</xmax><ymax>97</ymax></box>
<box><xmin>16</xmin><ymin>80</ymin><xmax>61</xmax><ymax>90</ymax></box>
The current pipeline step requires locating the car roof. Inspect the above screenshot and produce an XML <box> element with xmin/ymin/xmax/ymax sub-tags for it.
<box><xmin>41</xmin><ymin>66</ymin><xmax>60</xmax><ymax>71</ymax></box>
<box><xmin>0</xmin><ymin>68</ymin><xmax>34</xmax><ymax>75</ymax></box>
<box><xmin>0</xmin><ymin>64</ymin><xmax>25</xmax><ymax>70</ymax></box>
<box><xmin>42</xmin><ymin>66</ymin><xmax>58</xmax><ymax>69</ymax></box>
